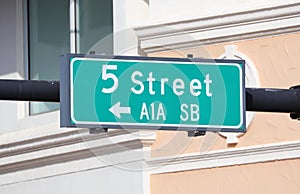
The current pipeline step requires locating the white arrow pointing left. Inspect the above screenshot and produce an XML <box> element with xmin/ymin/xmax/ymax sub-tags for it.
<box><xmin>109</xmin><ymin>102</ymin><xmax>131</xmax><ymax>118</ymax></box>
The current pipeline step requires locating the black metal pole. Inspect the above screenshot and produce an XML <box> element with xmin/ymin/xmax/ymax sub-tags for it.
<box><xmin>0</xmin><ymin>80</ymin><xmax>300</xmax><ymax>114</ymax></box>
<box><xmin>246</xmin><ymin>87</ymin><xmax>300</xmax><ymax>113</ymax></box>
<box><xmin>0</xmin><ymin>80</ymin><xmax>59</xmax><ymax>102</ymax></box>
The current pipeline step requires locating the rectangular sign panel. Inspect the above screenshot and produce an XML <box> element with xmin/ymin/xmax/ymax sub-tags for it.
<box><xmin>61</xmin><ymin>54</ymin><xmax>245</xmax><ymax>132</ymax></box>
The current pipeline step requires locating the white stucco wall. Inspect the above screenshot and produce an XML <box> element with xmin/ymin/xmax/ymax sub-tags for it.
<box><xmin>148</xmin><ymin>0</ymin><xmax>300</xmax><ymax>23</ymax></box>
<box><xmin>0</xmin><ymin>166</ymin><xmax>143</xmax><ymax>194</ymax></box>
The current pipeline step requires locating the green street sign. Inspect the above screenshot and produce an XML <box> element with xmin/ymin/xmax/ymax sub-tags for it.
<box><xmin>61</xmin><ymin>54</ymin><xmax>245</xmax><ymax>132</ymax></box>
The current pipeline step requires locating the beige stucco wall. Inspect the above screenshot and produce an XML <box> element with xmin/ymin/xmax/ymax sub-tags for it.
<box><xmin>151</xmin><ymin>158</ymin><xmax>300</xmax><ymax>194</ymax></box>
<box><xmin>149</xmin><ymin>33</ymin><xmax>300</xmax><ymax>157</ymax></box>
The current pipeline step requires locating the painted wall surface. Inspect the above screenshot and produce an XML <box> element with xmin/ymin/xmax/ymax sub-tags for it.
<box><xmin>151</xmin><ymin>158</ymin><xmax>300</xmax><ymax>194</ymax></box>
<box><xmin>148</xmin><ymin>0</ymin><xmax>300</xmax><ymax>24</ymax></box>
<box><xmin>0</xmin><ymin>164</ymin><xmax>144</xmax><ymax>194</ymax></box>
<box><xmin>149</xmin><ymin>33</ymin><xmax>300</xmax><ymax>157</ymax></box>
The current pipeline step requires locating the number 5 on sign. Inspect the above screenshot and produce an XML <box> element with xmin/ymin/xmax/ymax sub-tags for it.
<box><xmin>101</xmin><ymin>65</ymin><xmax>118</xmax><ymax>94</ymax></box>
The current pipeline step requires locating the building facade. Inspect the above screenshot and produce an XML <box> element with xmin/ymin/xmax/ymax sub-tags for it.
<box><xmin>1</xmin><ymin>0</ymin><xmax>300</xmax><ymax>193</ymax></box>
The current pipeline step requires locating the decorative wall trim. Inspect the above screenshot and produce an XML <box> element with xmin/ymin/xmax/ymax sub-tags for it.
<box><xmin>2</xmin><ymin>127</ymin><xmax>300</xmax><ymax>186</ymax></box>
<box><xmin>134</xmin><ymin>3</ymin><xmax>300</xmax><ymax>54</ymax></box>
<box><xmin>2</xmin><ymin>137</ymin><xmax>300</xmax><ymax>186</ymax></box>
<box><xmin>0</xmin><ymin>149</ymin><xmax>146</xmax><ymax>186</ymax></box>
<box><xmin>147</xmin><ymin>140</ymin><xmax>300</xmax><ymax>175</ymax></box>
<box><xmin>0</xmin><ymin>127</ymin><xmax>156</xmax><ymax>176</ymax></box>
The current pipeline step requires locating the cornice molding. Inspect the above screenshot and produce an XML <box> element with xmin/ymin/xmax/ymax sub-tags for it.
<box><xmin>148</xmin><ymin>140</ymin><xmax>300</xmax><ymax>174</ymax></box>
<box><xmin>134</xmin><ymin>3</ymin><xmax>300</xmax><ymax>54</ymax></box>
<box><xmin>0</xmin><ymin>128</ymin><xmax>156</xmax><ymax>175</ymax></box>
<box><xmin>2</xmin><ymin>137</ymin><xmax>300</xmax><ymax>186</ymax></box>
